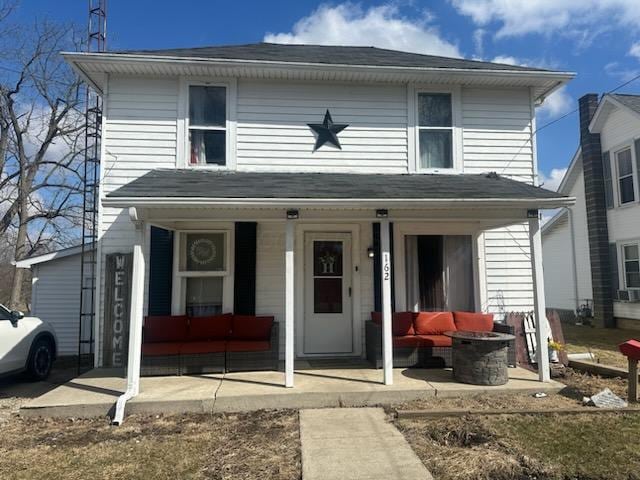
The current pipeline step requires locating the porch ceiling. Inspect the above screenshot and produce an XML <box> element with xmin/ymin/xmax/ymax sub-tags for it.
<box><xmin>104</xmin><ymin>170</ymin><xmax>574</xmax><ymax>210</ymax></box>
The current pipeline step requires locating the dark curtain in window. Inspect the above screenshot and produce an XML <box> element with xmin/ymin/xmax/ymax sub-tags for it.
<box><xmin>417</xmin><ymin>235</ymin><xmax>445</xmax><ymax>310</ymax></box>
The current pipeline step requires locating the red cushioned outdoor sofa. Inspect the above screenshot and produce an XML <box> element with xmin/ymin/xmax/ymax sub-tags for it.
<box><xmin>141</xmin><ymin>313</ymin><xmax>279</xmax><ymax>376</ymax></box>
<box><xmin>365</xmin><ymin>311</ymin><xmax>515</xmax><ymax>368</ymax></box>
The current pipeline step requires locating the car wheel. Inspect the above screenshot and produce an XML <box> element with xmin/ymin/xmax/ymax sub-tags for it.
<box><xmin>27</xmin><ymin>338</ymin><xmax>54</xmax><ymax>381</ymax></box>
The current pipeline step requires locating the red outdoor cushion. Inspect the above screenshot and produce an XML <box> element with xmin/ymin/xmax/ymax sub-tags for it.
<box><xmin>414</xmin><ymin>312</ymin><xmax>456</xmax><ymax>335</ymax></box>
<box><xmin>371</xmin><ymin>312</ymin><xmax>415</xmax><ymax>336</ymax></box>
<box><xmin>230</xmin><ymin>315</ymin><xmax>274</xmax><ymax>340</ymax></box>
<box><xmin>141</xmin><ymin>342</ymin><xmax>182</xmax><ymax>356</ymax></box>
<box><xmin>453</xmin><ymin>311</ymin><xmax>494</xmax><ymax>332</ymax></box>
<box><xmin>226</xmin><ymin>340</ymin><xmax>271</xmax><ymax>352</ymax></box>
<box><xmin>180</xmin><ymin>341</ymin><xmax>227</xmax><ymax>354</ymax></box>
<box><xmin>393</xmin><ymin>335</ymin><xmax>422</xmax><ymax>348</ymax></box>
<box><xmin>188</xmin><ymin>313</ymin><xmax>232</xmax><ymax>341</ymax></box>
<box><xmin>143</xmin><ymin>316</ymin><xmax>189</xmax><ymax>343</ymax></box>
<box><xmin>415</xmin><ymin>335</ymin><xmax>453</xmax><ymax>347</ymax></box>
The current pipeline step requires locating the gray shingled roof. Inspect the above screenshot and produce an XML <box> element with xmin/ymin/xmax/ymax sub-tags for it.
<box><xmin>107</xmin><ymin>170</ymin><xmax>565</xmax><ymax>201</ymax></box>
<box><xmin>115</xmin><ymin>42</ymin><xmax>549</xmax><ymax>73</ymax></box>
<box><xmin>611</xmin><ymin>94</ymin><xmax>640</xmax><ymax>116</ymax></box>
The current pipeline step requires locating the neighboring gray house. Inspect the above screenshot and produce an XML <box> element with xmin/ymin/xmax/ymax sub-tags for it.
<box><xmin>543</xmin><ymin>93</ymin><xmax>640</xmax><ymax>329</ymax></box>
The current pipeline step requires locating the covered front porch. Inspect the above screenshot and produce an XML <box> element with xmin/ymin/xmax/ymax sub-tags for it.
<box><xmin>100</xmin><ymin>170</ymin><xmax>573</xmax><ymax>422</ymax></box>
<box><xmin>21</xmin><ymin>365</ymin><xmax>564</xmax><ymax>418</ymax></box>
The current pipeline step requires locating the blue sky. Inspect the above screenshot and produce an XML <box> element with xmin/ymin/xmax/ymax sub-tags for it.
<box><xmin>19</xmin><ymin>0</ymin><xmax>640</xmax><ymax>189</ymax></box>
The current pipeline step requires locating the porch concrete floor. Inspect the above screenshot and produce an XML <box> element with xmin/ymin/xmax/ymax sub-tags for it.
<box><xmin>20</xmin><ymin>366</ymin><xmax>563</xmax><ymax>418</ymax></box>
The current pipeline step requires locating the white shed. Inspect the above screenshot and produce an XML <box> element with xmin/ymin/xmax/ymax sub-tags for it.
<box><xmin>16</xmin><ymin>245</ymin><xmax>93</xmax><ymax>358</ymax></box>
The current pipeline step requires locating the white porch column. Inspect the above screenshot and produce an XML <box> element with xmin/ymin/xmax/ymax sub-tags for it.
<box><xmin>380</xmin><ymin>219</ymin><xmax>393</xmax><ymax>385</ymax></box>
<box><xmin>284</xmin><ymin>220</ymin><xmax>295</xmax><ymax>388</ymax></box>
<box><xmin>528</xmin><ymin>213</ymin><xmax>550</xmax><ymax>382</ymax></box>
<box><xmin>126</xmin><ymin>217</ymin><xmax>146</xmax><ymax>395</ymax></box>
<box><xmin>112</xmin><ymin>209</ymin><xmax>146</xmax><ymax>425</ymax></box>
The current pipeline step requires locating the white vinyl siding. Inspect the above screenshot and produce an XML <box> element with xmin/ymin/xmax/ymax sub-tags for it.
<box><xmin>462</xmin><ymin>88</ymin><xmax>534</xmax><ymax>181</ymax></box>
<box><xmin>235</xmin><ymin>80</ymin><xmax>408</xmax><ymax>173</ymax></box>
<box><xmin>31</xmin><ymin>254</ymin><xmax>92</xmax><ymax>356</ymax></box>
<box><xmin>97</xmin><ymin>75</ymin><xmax>179</xmax><ymax>365</ymax></box>
<box><xmin>542</xmin><ymin>216</ymin><xmax>575</xmax><ymax>310</ymax></box>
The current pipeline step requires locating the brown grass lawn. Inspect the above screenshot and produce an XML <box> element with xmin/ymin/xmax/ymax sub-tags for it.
<box><xmin>0</xmin><ymin>410</ymin><xmax>301</xmax><ymax>480</ymax></box>
<box><xmin>563</xmin><ymin>323</ymin><xmax>639</xmax><ymax>368</ymax></box>
<box><xmin>396</xmin><ymin>369</ymin><xmax>639</xmax><ymax>480</ymax></box>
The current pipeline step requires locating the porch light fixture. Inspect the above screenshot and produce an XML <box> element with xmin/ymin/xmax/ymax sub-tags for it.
<box><xmin>367</xmin><ymin>247</ymin><xmax>375</xmax><ymax>259</ymax></box>
<box><xmin>286</xmin><ymin>209</ymin><xmax>299</xmax><ymax>219</ymax></box>
<box><xmin>375</xmin><ymin>209</ymin><xmax>388</xmax><ymax>218</ymax></box>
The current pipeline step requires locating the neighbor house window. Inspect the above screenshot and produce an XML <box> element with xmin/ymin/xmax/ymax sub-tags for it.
<box><xmin>623</xmin><ymin>243</ymin><xmax>640</xmax><ymax>289</ymax></box>
<box><xmin>616</xmin><ymin>148</ymin><xmax>635</xmax><ymax>204</ymax></box>
<box><xmin>418</xmin><ymin>93</ymin><xmax>453</xmax><ymax>169</ymax></box>
<box><xmin>189</xmin><ymin>86</ymin><xmax>226</xmax><ymax>166</ymax></box>
<box><xmin>177</xmin><ymin>232</ymin><xmax>228</xmax><ymax>316</ymax></box>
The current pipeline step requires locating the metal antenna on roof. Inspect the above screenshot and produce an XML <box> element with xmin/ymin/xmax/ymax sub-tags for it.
<box><xmin>77</xmin><ymin>0</ymin><xmax>107</xmax><ymax>374</ymax></box>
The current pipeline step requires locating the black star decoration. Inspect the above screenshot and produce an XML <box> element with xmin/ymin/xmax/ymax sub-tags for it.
<box><xmin>308</xmin><ymin>110</ymin><xmax>348</xmax><ymax>151</ymax></box>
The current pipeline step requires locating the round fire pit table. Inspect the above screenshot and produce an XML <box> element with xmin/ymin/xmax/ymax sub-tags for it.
<box><xmin>444</xmin><ymin>330</ymin><xmax>515</xmax><ymax>386</ymax></box>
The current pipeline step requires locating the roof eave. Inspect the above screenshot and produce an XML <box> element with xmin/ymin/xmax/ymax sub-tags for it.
<box><xmin>61</xmin><ymin>52</ymin><xmax>575</xmax><ymax>99</ymax></box>
<box><xmin>103</xmin><ymin>196</ymin><xmax>576</xmax><ymax>210</ymax></box>
<box><xmin>589</xmin><ymin>94</ymin><xmax>640</xmax><ymax>133</ymax></box>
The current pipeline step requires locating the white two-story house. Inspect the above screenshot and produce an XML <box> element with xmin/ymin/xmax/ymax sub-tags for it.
<box><xmin>27</xmin><ymin>43</ymin><xmax>573</xmax><ymax>398</ymax></box>
<box><xmin>543</xmin><ymin>93</ymin><xmax>640</xmax><ymax>330</ymax></box>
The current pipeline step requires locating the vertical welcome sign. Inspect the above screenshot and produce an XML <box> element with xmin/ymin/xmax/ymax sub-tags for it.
<box><xmin>103</xmin><ymin>253</ymin><xmax>133</xmax><ymax>368</ymax></box>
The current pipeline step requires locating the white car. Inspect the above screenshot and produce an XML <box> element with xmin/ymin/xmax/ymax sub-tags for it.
<box><xmin>0</xmin><ymin>303</ymin><xmax>57</xmax><ymax>380</ymax></box>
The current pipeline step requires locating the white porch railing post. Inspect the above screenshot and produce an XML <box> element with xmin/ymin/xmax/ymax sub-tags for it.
<box><xmin>528</xmin><ymin>214</ymin><xmax>550</xmax><ymax>382</ymax></box>
<box><xmin>380</xmin><ymin>219</ymin><xmax>393</xmax><ymax>385</ymax></box>
<box><xmin>285</xmin><ymin>220</ymin><xmax>295</xmax><ymax>388</ymax></box>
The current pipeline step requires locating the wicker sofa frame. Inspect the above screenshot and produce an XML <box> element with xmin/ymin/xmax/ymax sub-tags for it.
<box><xmin>365</xmin><ymin>320</ymin><xmax>516</xmax><ymax>369</ymax></box>
<box><xmin>226</xmin><ymin>323</ymin><xmax>279</xmax><ymax>372</ymax></box>
<box><xmin>140</xmin><ymin>316</ymin><xmax>279</xmax><ymax>376</ymax></box>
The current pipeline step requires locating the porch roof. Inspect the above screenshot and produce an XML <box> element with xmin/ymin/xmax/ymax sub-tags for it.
<box><xmin>104</xmin><ymin>170</ymin><xmax>574</xmax><ymax>209</ymax></box>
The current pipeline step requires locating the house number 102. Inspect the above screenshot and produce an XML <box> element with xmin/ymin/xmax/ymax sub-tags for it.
<box><xmin>383</xmin><ymin>253</ymin><xmax>390</xmax><ymax>281</ymax></box>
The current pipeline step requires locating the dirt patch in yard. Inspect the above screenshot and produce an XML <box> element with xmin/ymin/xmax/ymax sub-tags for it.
<box><xmin>0</xmin><ymin>410</ymin><xmax>301</xmax><ymax>480</ymax></box>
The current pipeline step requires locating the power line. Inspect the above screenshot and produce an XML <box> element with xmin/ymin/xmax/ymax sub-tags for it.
<box><xmin>499</xmin><ymin>71</ymin><xmax>640</xmax><ymax>178</ymax></box>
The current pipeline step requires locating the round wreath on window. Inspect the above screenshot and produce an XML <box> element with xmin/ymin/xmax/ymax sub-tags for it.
<box><xmin>189</xmin><ymin>238</ymin><xmax>217</xmax><ymax>266</ymax></box>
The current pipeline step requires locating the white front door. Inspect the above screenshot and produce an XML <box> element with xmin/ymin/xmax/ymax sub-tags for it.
<box><xmin>303</xmin><ymin>233</ymin><xmax>353</xmax><ymax>355</ymax></box>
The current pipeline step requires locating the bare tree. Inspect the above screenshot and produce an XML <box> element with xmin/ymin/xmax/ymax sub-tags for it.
<box><xmin>0</xmin><ymin>5</ymin><xmax>85</xmax><ymax>309</ymax></box>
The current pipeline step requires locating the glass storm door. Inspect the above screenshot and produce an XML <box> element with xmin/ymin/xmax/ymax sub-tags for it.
<box><xmin>304</xmin><ymin>233</ymin><xmax>353</xmax><ymax>355</ymax></box>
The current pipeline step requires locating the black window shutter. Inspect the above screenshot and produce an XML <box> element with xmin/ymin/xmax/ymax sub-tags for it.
<box><xmin>372</xmin><ymin>222</ymin><xmax>395</xmax><ymax>313</ymax></box>
<box><xmin>602</xmin><ymin>151</ymin><xmax>614</xmax><ymax>209</ymax></box>
<box><xmin>373</xmin><ymin>223</ymin><xmax>381</xmax><ymax>312</ymax></box>
<box><xmin>148</xmin><ymin>226</ymin><xmax>173</xmax><ymax>316</ymax></box>
<box><xmin>234</xmin><ymin>222</ymin><xmax>257</xmax><ymax>315</ymax></box>
<box><xmin>609</xmin><ymin>243</ymin><xmax>619</xmax><ymax>296</ymax></box>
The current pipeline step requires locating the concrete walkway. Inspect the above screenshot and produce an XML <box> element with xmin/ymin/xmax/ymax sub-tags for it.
<box><xmin>300</xmin><ymin>408</ymin><xmax>432</xmax><ymax>480</ymax></box>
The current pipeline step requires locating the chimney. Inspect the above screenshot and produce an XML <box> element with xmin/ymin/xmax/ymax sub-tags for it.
<box><xmin>579</xmin><ymin>93</ymin><xmax>615</xmax><ymax>327</ymax></box>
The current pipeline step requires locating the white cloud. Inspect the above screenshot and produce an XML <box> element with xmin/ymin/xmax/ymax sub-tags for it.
<box><xmin>539</xmin><ymin>167</ymin><xmax>568</xmax><ymax>192</ymax></box>
<box><xmin>605</xmin><ymin>61</ymin><xmax>640</xmax><ymax>82</ymax></box>
<box><xmin>491</xmin><ymin>55</ymin><xmax>520</xmax><ymax>66</ymax></box>
<box><xmin>629</xmin><ymin>42</ymin><xmax>640</xmax><ymax>60</ymax></box>
<box><xmin>450</xmin><ymin>0</ymin><xmax>640</xmax><ymax>40</ymax></box>
<box><xmin>264</xmin><ymin>3</ymin><xmax>461</xmax><ymax>58</ymax></box>
<box><xmin>536</xmin><ymin>86</ymin><xmax>574</xmax><ymax>120</ymax></box>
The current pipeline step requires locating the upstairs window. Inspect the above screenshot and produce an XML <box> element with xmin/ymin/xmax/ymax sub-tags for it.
<box><xmin>623</xmin><ymin>243</ymin><xmax>640</xmax><ymax>289</ymax></box>
<box><xmin>616</xmin><ymin>147</ymin><xmax>635</xmax><ymax>204</ymax></box>
<box><xmin>189</xmin><ymin>86</ymin><xmax>226</xmax><ymax>166</ymax></box>
<box><xmin>418</xmin><ymin>93</ymin><xmax>453</xmax><ymax>170</ymax></box>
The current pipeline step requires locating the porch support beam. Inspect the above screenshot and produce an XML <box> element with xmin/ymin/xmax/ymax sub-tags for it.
<box><xmin>380</xmin><ymin>219</ymin><xmax>393</xmax><ymax>385</ymax></box>
<box><xmin>113</xmin><ymin>215</ymin><xmax>146</xmax><ymax>424</ymax></box>
<box><xmin>284</xmin><ymin>220</ymin><xmax>295</xmax><ymax>388</ymax></box>
<box><xmin>528</xmin><ymin>214</ymin><xmax>550</xmax><ymax>382</ymax></box>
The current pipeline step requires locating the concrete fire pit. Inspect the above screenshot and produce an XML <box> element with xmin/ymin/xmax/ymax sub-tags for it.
<box><xmin>445</xmin><ymin>331</ymin><xmax>516</xmax><ymax>386</ymax></box>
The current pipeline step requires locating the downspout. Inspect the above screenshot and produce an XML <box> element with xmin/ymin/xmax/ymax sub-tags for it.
<box><xmin>113</xmin><ymin>208</ymin><xmax>146</xmax><ymax>425</ymax></box>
